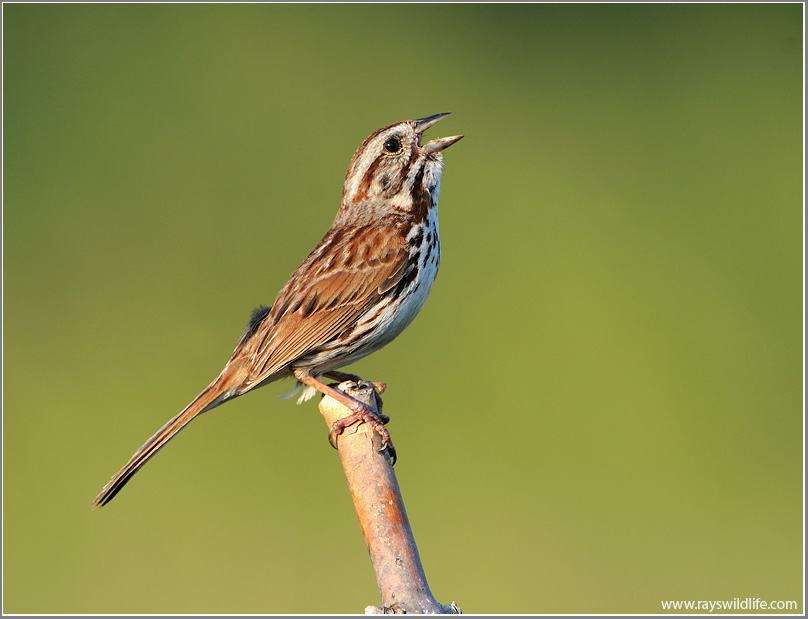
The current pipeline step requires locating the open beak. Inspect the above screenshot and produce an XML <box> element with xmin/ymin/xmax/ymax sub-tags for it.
<box><xmin>414</xmin><ymin>113</ymin><xmax>464</xmax><ymax>154</ymax></box>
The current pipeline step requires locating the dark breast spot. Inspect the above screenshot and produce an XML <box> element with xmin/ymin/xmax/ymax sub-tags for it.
<box><xmin>391</xmin><ymin>263</ymin><xmax>420</xmax><ymax>297</ymax></box>
<box><xmin>409</xmin><ymin>228</ymin><xmax>424</xmax><ymax>249</ymax></box>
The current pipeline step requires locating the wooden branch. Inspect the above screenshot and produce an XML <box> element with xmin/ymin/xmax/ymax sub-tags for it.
<box><xmin>319</xmin><ymin>380</ymin><xmax>461</xmax><ymax>615</ymax></box>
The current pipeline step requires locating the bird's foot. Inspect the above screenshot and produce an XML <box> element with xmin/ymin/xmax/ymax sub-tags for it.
<box><xmin>297</xmin><ymin>370</ymin><xmax>396</xmax><ymax>464</ymax></box>
<box><xmin>327</xmin><ymin>404</ymin><xmax>396</xmax><ymax>465</ymax></box>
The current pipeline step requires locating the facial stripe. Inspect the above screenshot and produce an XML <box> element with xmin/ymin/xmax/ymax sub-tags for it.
<box><xmin>341</xmin><ymin>120</ymin><xmax>446</xmax><ymax>229</ymax></box>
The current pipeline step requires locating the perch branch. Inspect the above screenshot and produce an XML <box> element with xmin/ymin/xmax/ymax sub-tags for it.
<box><xmin>319</xmin><ymin>380</ymin><xmax>461</xmax><ymax>615</ymax></box>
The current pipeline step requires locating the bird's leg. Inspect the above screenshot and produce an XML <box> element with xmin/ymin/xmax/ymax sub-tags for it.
<box><xmin>295</xmin><ymin>370</ymin><xmax>396</xmax><ymax>464</ymax></box>
<box><xmin>323</xmin><ymin>370</ymin><xmax>387</xmax><ymax>422</ymax></box>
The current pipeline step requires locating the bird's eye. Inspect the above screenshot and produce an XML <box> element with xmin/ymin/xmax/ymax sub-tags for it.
<box><xmin>383</xmin><ymin>137</ymin><xmax>402</xmax><ymax>153</ymax></box>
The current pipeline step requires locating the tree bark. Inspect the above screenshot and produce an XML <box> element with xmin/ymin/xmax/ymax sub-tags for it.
<box><xmin>319</xmin><ymin>380</ymin><xmax>461</xmax><ymax>615</ymax></box>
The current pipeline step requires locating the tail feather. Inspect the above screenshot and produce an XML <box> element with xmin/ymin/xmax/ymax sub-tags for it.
<box><xmin>91</xmin><ymin>380</ymin><xmax>233</xmax><ymax>508</ymax></box>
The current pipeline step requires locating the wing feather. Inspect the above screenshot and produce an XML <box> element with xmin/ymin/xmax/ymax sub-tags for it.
<box><xmin>235</xmin><ymin>224</ymin><xmax>409</xmax><ymax>386</ymax></box>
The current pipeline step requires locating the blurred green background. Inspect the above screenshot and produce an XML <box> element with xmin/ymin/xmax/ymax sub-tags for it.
<box><xmin>3</xmin><ymin>3</ymin><xmax>803</xmax><ymax>614</ymax></box>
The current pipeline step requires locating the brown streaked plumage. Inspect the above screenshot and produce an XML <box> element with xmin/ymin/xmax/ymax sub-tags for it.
<box><xmin>92</xmin><ymin>114</ymin><xmax>462</xmax><ymax>508</ymax></box>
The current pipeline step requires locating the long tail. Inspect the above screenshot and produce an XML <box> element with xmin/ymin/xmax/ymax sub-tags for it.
<box><xmin>91</xmin><ymin>376</ymin><xmax>237</xmax><ymax>508</ymax></box>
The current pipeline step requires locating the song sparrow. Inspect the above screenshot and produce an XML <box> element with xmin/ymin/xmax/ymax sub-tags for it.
<box><xmin>92</xmin><ymin>113</ymin><xmax>463</xmax><ymax>508</ymax></box>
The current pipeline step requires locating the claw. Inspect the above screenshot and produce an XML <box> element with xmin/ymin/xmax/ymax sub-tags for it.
<box><xmin>384</xmin><ymin>442</ymin><xmax>397</xmax><ymax>466</ymax></box>
<box><xmin>328</xmin><ymin>426</ymin><xmax>341</xmax><ymax>449</ymax></box>
<box><xmin>327</xmin><ymin>412</ymin><xmax>360</xmax><ymax>449</ymax></box>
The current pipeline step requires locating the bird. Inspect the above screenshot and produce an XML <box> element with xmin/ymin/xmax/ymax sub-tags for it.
<box><xmin>92</xmin><ymin>113</ymin><xmax>462</xmax><ymax>508</ymax></box>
